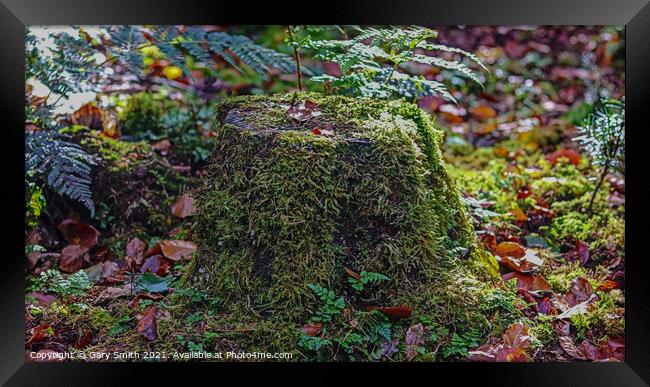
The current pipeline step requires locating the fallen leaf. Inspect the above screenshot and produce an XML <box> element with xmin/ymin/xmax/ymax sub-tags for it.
<box><xmin>597</xmin><ymin>280</ymin><xmax>619</xmax><ymax>292</ymax></box>
<box><xmin>564</xmin><ymin>277</ymin><xmax>593</xmax><ymax>306</ymax></box>
<box><xmin>137</xmin><ymin>306</ymin><xmax>157</xmax><ymax>341</ymax></box>
<box><xmin>559</xmin><ymin>336</ymin><xmax>588</xmax><ymax>360</ymax></box>
<box><xmin>511</xmin><ymin>205</ymin><xmax>529</xmax><ymax>222</ymax></box>
<box><xmin>159</xmin><ymin>240</ymin><xmax>197</xmax><ymax>261</ymax></box>
<box><xmin>57</xmin><ymin>219</ymin><xmax>100</xmax><ymax>249</ymax></box>
<box><xmin>152</xmin><ymin>139</ymin><xmax>171</xmax><ymax>153</ymax></box>
<box><xmin>494</xmin><ymin>241</ymin><xmax>526</xmax><ymax>258</ymax></box>
<box><xmin>287</xmin><ymin>100</ymin><xmax>322</xmax><ymax>121</ymax></box>
<box><xmin>502</xmin><ymin>272</ymin><xmax>552</xmax><ymax>294</ymax></box>
<box><xmin>381</xmin><ymin>338</ymin><xmax>400</xmax><ymax>358</ymax></box>
<box><xmin>26</xmin><ymin>292</ymin><xmax>57</xmax><ymax>307</ymax></box>
<box><xmin>547</xmin><ymin>148</ymin><xmax>581</xmax><ymax>166</ymax></box>
<box><xmin>405</xmin><ymin>323</ymin><xmax>429</xmax><ymax>361</ymax></box>
<box><xmin>365</xmin><ymin>306</ymin><xmax>413</xmax><ymax>319</ymax></box>
<box><xmin>59</xmin><ymin>245</ymin><xmax>89</xmax><ymax>273</ymax></box>
<box><xmin>125</xmin><ymin>238</ymin><xmax>146</xmax><ymax>267</ymax></box>
<box><xmin>469</xmin><ymin>322</ymin><xmax>530</xmax><ymax>362</ymax></box>
<box><xmin>26</xmin><ymin>324</ymin><xmax>53</xmax><ymax>347</ymax></box>
<box><xmin>557</xmin><ymin>294</ymin><xmax>598</xmax><ymax>319</ymax></box>
<box><xmin>302</xmin><ymin>323</ymin><xmax>323</xmax><ymax>337</ymax></box>
<box><xmin>140</xmin><ymin>254</ymin><xmax>172</xmax><ymax>276</ymax></box>
<box><xmin>343</xmin><ymin>265</ymin><xmax>361</xmax><ymax>280</ymax></box>
<box><xmin>470</xmin><ymin>105</ymin><xmax>497</xmax><ymax>119</ymax></box>
<box><xmin>70</xmin><ymin>103</ymin><xmax>104</xmax><ymax>130</ymax></box>
<box><xmin>497</xmin><ymin>249</ymin><xmax>544</xmax><ymax>273</ymax></box>
<box><xmin>96</xmin><ymin>284</ymin><xmax>134</xmax><ymax>303</ymax></box>
<box><xmin>171</xmin><ymin>194</ymin><xmax>196</xmax><ymax>218</ymax></box>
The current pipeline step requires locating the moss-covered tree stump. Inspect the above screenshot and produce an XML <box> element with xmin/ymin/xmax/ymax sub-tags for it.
<box><xmin>187</xmin><ymin>93</ymin><xmax>498</xmax><ymax>353</ymax></box>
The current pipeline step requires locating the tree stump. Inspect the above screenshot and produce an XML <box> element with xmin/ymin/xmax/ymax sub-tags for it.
<box><xmin>187</xmin><ymin>94</ymin><xmax>498</xmax><ymax>349</ymax></box>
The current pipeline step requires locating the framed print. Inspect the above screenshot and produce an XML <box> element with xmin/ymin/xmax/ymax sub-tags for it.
<box><xmin>0</xmin><ymin>0</ymin><xmax>648</xmax><ymax>385</ymax></box>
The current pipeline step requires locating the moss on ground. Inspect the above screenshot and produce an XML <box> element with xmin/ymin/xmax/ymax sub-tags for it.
<box><xmin>183</xmin><ymin>93</ymin><xmax>498</xmax><ymax>357</ymax></box>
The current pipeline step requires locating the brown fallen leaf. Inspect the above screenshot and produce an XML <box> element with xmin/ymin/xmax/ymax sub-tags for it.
<box><xmin>137</xmin><ymin>306</ymin><xmax>157</xmax><ymax>341</ymax></box>
<box><xmin>57</xmin><ymin>219</ymin><xmax>100</xmax><ymax>249</ymax></box>
<box><xmin>125</xmin><ymin>238</ymin><xmax>146</xmax><ymax>264</ymax></box>
<box><xmin>597</xmin><ymin>280</ymin><xmax>619</xmax><ymax>292</ymax></box>
<box><xmin>96</xmin><ymin>284</ymin><xmax>134</xmax><ymax>303</ymax></box>
<box><xmin>343</xmin><ymin>265</ymin><xmax>361</xmax><ymax>280</ymax></box>
<box><xmin>59</xmin><ymin>245</ymin><xmax>90</xmax><ymax>273</ymax></box>
<box><xmin>494</xmin><ymin>241</ymin><xmax>526</xmax><ymax>258</ymax></box>
<box><xmin>497</xmin><ymin>249</ymin><xmax>544</xmax><ymax>273</ymax></box>
<box><xmin>557</xmin><ymin>294</ymin><xmax>598</xmax><ymax>319</ymax></box>
<box><xmin>140</xmin><ymin>254</ymin><xmax>172</xmax><ymax>276</ymax></box>
<box><xmin>70</xmin><ymin>103</ymin><xmax>104</xmax><ymax>130</ymax></box>
<box><xmin>26</xmin><ymin>324</ymin><xmax>53</xmax><ymax>347</ymax></box>
<box><xmin>547</xmin><ymin>148</ymin><xmax>581</xmax><ymax>166</ymax></box>
<box><xmin>502</xmin><ymin>272</ymin><xmax>552</xmax><ymax>294</ymax></box>
<box><xmin>365</xmin><ymin>306</ymin><xmax>413</xmax><ymax>319</ymax></box>
<box><xmin>564</xmin><ymin>277</ymin><xmax>593</xmax><ymax>307</ymax></box>
<box><xmin>171</xmin><ymin>193</ymin><xmax>196</xmax><ymax>218</ymax></box>
<box><xmin>405</xmin><ymin>323</ymin><xmax>429</xmax><ymax>361</ymax></box>
<box><xmin>159</xmin><ymin>240</ymin><xmax>197</xmax><ymax>261</ymax></box>
<box><xmin>469</xmin><ymin>322</ymin><xmax>531</xmax><ymax>362</ymax></box>
<box><xmin>470</xmin><ymin>105</ymin><xmax>497</xmax><ymax>120</ymax></box>
<box><xmin>302</xmin><ymin>323</ymin><xmax>323</xmax><ymax>337</ymax></box>
<box><xmin>559</xmin><ymin>336</ymin><xmax>589</xmax><ymax>360</ymax></box>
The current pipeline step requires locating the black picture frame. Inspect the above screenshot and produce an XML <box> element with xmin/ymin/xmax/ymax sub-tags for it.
<box><xmin>1</xmin><ymin>1</ymin><xmax>648</xmax><ymax>385</ymax></box>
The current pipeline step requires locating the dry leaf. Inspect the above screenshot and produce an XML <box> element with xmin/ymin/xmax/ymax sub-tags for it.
<box><xmin>170</xmin><ymin>194</ymin><xmax>196</xmax><ymax>218</ymax></box>
<box><xmin>159</xmin><ymin>240</ymin><xmax>197</xmax><ymax>261</ymax></box>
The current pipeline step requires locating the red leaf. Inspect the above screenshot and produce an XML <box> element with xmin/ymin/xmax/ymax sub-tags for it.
<box><xmin>57</xmin><ymin>219</ymin><xmax>100</xmax><ymax>249</ymax></box>
<box><xmin>597</xmin><ymin>280</ymin><xmax>619</xmax><ymax>292</ymax></box>
<box><xmin>517</xmin><ymin>186</ymin><xmax>532</xmax><ymax>200</ymax></box>
<box><xmin>59</xmin><ymin>245</ymin><xmax>89</xmax><ymax>273</ymax></box>
<box><xmin>365</xmin><ymin>306</ymin><xmax>413</xmax><ymax>319</ymax></box>
<box><xmin>502</xmin><ymin>272</ymin><xmax>552</xmax><ymax>294</ymax></box>
<box><xmin>301</xmin><ymin>323</ymin><xmax>323</xmax><ymax>337</ymax></box>
<box><xmin>547</xmin><ymin>148</ymin><xmax>581</xmax><ymax>166</ymax></box>
<box><xmin>137</xmin><ymin>306</ymin><xmax>157</xmax><ymax>341</ymax></box>
<box><xmin>170</xmin><ymin>194</ymin><xmax>196</xmax><ymax>218</ymax></box>
<box><xmin>159</xmin><ymin>240</ymin><xmax>197</xmax><ymax>261</ymax></box>
<box><xmin>312</xmin><ymin>128</ymin><xmax>321</xmax><ymax>135</ymax></box>
<box><xmin>26</xmin><ymin>324</ymin><xmax>52</xmax><ymax>346</ymax></box>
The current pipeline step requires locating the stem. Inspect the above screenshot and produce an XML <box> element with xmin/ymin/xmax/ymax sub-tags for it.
<box><xmin>286</xmin><ymin>26</ymin><xmax>303</xmax><ymax>91</ymax></box>
<box><xmin>587</xmin><ymin>164</ymin><xmax>609</xmax><ymax>216</ymax></box>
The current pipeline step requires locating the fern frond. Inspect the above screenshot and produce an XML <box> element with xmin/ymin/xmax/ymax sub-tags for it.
<box><xmin>25</xmin><ymin>131</ymin><xmax>96</xmax><ymax>216</ymax></box>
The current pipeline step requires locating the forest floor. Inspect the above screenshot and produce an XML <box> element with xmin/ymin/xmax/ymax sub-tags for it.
<box><xmin>25</xmin><ymin>26</ymin><xmax>625</xmax><ymax>362</ymax></box>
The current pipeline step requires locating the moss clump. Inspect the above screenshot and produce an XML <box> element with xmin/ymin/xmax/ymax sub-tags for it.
<box><xmin>74</xmin><ymin>129</ymin><xmax>193</xmax><ymax>235</ymax></box>
<box><xmin>188</xmin><ymin>93</ymin><xmax>497</xmax><ymax>355</ymax></box>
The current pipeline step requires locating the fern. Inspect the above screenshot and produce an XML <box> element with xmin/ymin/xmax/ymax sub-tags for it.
<box><xmin>348</xmin><ymin>271</ymin><xmax>390</xmax><ymax>292</ymax></box>
<box><xmin>573</xmin><ymin>97</ymin><xmax>625</xmax><ymax>214</ymax></box>
<box><xmin>44</xmin><ymin>25</ymin><xmax>300</xmax><ymax>87</ymax></box>
<box><xmin>26</xmin><ymin>131</ymin><xmax>96</xmax><ymax>216</ymax></box>
<box><xmin>305</xmin><ymin>26</ymin><xmax>486</xmax><ymax>102</ymax></box>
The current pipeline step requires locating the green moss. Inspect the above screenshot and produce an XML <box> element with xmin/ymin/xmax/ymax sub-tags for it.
<box><xmin>569</xmin><ymin>290</ymin><xmax>624</xmax><ymax>341</ymax></box>
<box><xmin>529</xmin><ymin>314</ymin><xmax>557</xmax><ymax>347</ymax></box>
<box><xmin>185</xmin><ymin>93</ymin><xmax>496</xmax><ymax>355</ymax></box>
